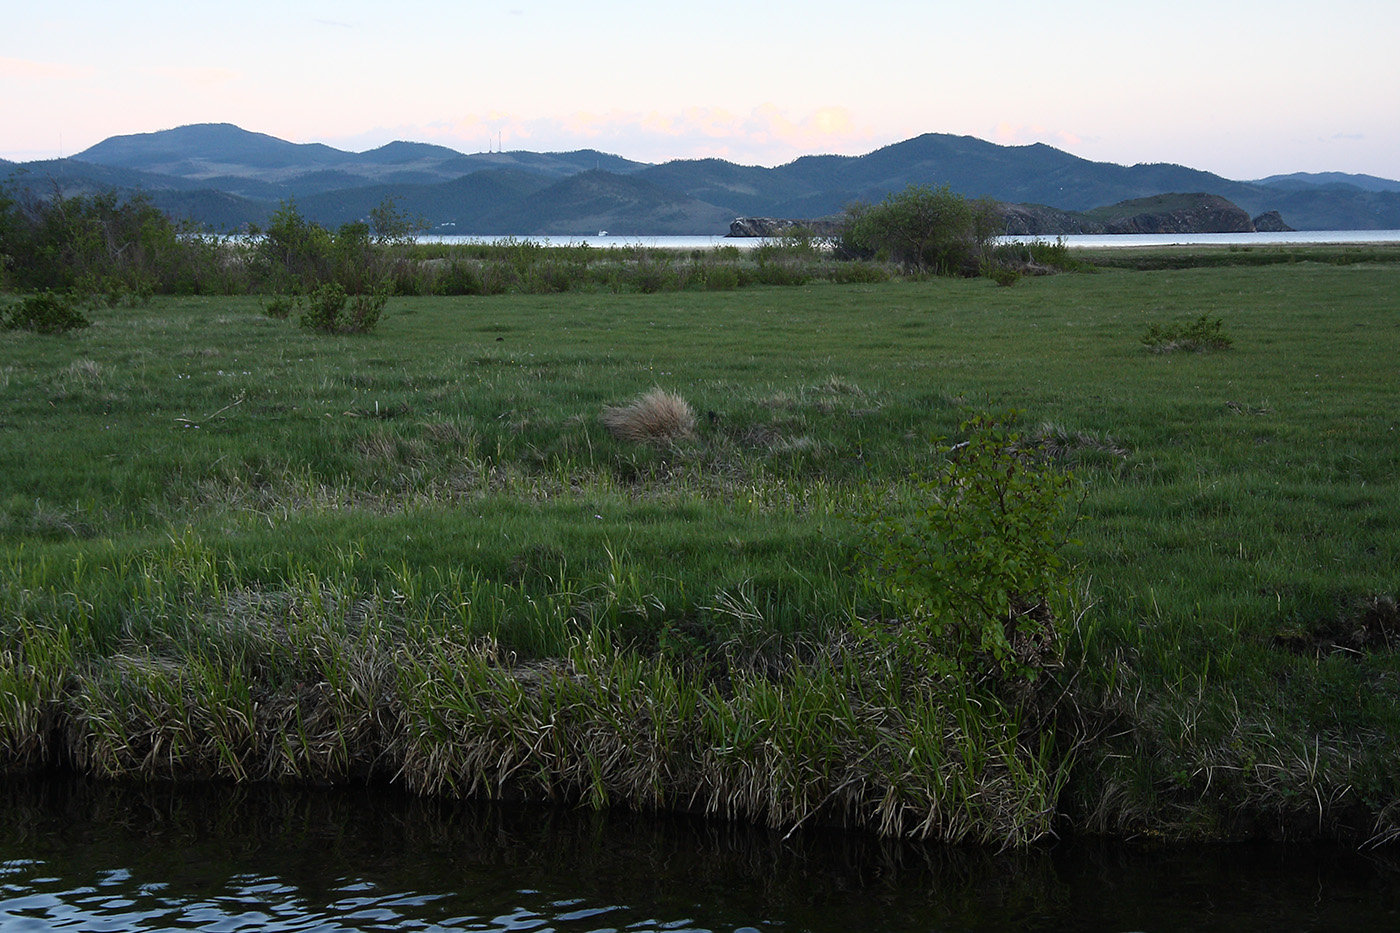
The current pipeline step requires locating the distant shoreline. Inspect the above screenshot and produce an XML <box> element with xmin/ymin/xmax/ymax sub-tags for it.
<box><xmin>413</xmin><ymin>230</ymin><xmax>1400</xmax><ymax>249</ymax></box>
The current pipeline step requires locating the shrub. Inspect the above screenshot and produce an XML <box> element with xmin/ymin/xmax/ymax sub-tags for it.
<box><xmin>601</xmin><ymin>388</ymin><xmax>696</xmax><ymax>445</ymax></box>
<box><xmin>855</xmin><ymin>412</ymin><xmax>1076</xmax><ymax>683</ymax></box>
<box><xmin>2</xmin><ymin>291</ymin><xmax>91</xmax><ymax>334</ymax></box>
<box><xmin>752</xmin><ymin>261</ymin><xmax>810</xmax><ymax>287</ymax></box>
<box><xmin>297</xmin><ymin>282</ymin><xmax>388</xmax><ymax>334</ymax></box>
<box><xmin>988</xmin><ymin>266</ymin><xmax>1022</xmax><ymax>287</ymax></box>
<box><xmin>703</xmin><ymin>264</ymin><xmax>740</xmax><ymax>291</ymax></box>
<box><xmin>838</xmin><ymin>184</ymin><xmax>1000</xmax><ymax>275</ymax></box>
<box><xmin>254</xmin><ymin>201</ymin><xmax>334</xmax><ymax>290</ymax></box>
<box><xmin>346</xmin><ymin>288</ymin><xmax>389</xmax><ymax>333</ymax></box>
<box><xmin>432</xmin><ymin>260</ymin><xmax>484</xmax><ymax>296</ymax></box>
<box><xmin>1025</xmin><ymin>237</ymin><xmax>1092</xmax><ymax>272</ymax></box>
<box><xmin>0</xmin><ymin>188</ymin><xmax>211</xmax><ymax>296</ymax></box>
<box><xmin>1141</xmin><ymin>314</ymin><xmax>1232</xmax><ymax>353</ymax></box>
<box><xmin>825</xmin><ymin>261</ymin><xmax>890</xmax><ymax>285</ymax></box>
<box><xmin>263</xmin><ymin>294</ymin><xmax>298</xmax><ymax>320</ymax></box>
<box><xmin>631</xmin><ymin>260</ymin><xmax>676</xmax><ymax>294</ymax></box>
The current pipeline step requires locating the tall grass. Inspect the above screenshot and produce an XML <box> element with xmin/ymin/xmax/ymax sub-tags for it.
<box><xmin>1</xmin><ymin>554</ymin><xmax>1063</xmax><ymax>845</ymax></box>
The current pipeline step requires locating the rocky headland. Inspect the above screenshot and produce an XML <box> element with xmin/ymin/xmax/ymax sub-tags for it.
<box><xmin>732</xmin><ymin>194</ymin><xmax>1295</xmax><ymax>238</ymax></box>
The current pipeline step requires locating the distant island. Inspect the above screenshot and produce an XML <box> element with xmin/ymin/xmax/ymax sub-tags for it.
<box><xmin>728</xmin><ymin>195</ymin><xmax>1293</xmax><ymax>238</ymax></box>
<box><xmin>4</xmin><ymin>122</ymin><xmax>1397</xmax><ymax>235</ymax></box>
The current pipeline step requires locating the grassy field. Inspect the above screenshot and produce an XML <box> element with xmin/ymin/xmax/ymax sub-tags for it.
<box><xmin>2</xmin><ymin>255</ymin><xmax>1398</xmax><ymax>844</ymax></box>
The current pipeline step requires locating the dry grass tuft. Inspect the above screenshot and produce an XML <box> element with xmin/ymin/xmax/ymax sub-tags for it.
<box><xmin>601</xmin><ymin>388</ymin><xmax>696</xmax><ymax>445</ymax></box>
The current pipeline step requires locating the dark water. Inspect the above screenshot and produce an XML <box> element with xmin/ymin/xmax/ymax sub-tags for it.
<box><xmin>1</xmin><ymin>777</ymin><xmax>1396</xmax><ymax>933</ymax></box>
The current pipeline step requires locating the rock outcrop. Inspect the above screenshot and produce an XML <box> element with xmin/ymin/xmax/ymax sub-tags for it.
<box><xmin>996</xmin><ymin>194</ymin><xmax>1294</xmax><ymax>236</ymax></box>
<box><xmin>1251</xmin><ymin>210</ymin><xmax>1294</xmax><ymax>232</ymax></box>
<box><xmin>727</xmin><ymin>217</ymin><xmax>843</xmax><ymax>238</ymax></box>
<box><xmin>998</xmin><ymin>204</ymin><xmax>1103</xmax><ymax>235</ymax></box>
<box><xmin>1102</xmin><ymin>195</ymin><xmax>1254</xmax><ymax>234</ymax></box>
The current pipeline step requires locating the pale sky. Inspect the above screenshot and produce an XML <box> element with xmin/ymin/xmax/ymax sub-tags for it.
<box><xmin>3</xmin><ymin>0</ymin><xmax>1397</xmax><ymax>180</ymax></box>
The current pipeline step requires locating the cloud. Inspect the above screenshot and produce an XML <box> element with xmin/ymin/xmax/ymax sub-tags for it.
<box><xmin>371</xmin><ymin>105</ymin><xmax>878</xmax><ymax>164</ymax></box>
<box><xmin>0</xmin><ymin>56</ymin><xmax>93</xmax><ymax>81</ymax></box>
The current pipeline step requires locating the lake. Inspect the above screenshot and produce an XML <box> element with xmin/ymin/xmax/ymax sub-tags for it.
<box><xmin>2</xmin><ymin>777</ymin><xmax>1396</xmax><ymax>932</ymax></box>
<box><xmin>416</xmin><ymin>230</ymin><xmax>1400</xmax><ymax>250</ymax></box>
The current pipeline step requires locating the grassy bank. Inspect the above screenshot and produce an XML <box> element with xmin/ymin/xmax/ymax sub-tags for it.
<box><xmin>2</xmin><ymin>258</ymin><xmax>1398</xmax><ymax>845</ymax></box>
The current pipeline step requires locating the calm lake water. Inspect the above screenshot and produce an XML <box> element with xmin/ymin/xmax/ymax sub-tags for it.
<box><xmin>418</xmin><ymin>230</ymin><xmax>1400</xmax><ymax>250</ymax></box>
<box><xmin>2</xmin><ymin>777</ymin><xmax>1396</xmax><ymax>932</ymax></box>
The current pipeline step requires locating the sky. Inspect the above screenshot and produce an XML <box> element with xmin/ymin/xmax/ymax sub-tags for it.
<box><xmin>2</xmin><ymin>0</ymin><xmax>1397</xmax><ymax>180</ymax></box>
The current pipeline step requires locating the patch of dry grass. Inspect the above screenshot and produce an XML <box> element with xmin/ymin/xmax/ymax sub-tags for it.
<box><xmin>600</xmin><ymin>388</ymin><xmax>696</xmax><ymax>445</ymax></box>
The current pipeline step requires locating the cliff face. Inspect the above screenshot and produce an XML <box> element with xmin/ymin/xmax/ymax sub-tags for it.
<box><xmin>728</xmin><ymin>217</ymin><xmax>844</xmax><ymax>237</ymax></box>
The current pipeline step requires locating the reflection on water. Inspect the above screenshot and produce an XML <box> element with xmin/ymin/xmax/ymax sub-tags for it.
<box><xmin>1</xmin><ymin>777</ymin><xmax>1396</xmax><ymax>932</ymax></box>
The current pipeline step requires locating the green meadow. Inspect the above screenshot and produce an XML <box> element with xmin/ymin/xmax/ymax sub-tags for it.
<box><xmin>2</xmin><ymin>255</ymin><xmax>1397</xmax><ymax>845</ymax></box>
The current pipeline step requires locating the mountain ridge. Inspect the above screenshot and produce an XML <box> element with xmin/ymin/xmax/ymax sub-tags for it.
<box><xmin>5</xmin><ymin>122</ymin><xmax>1394</xmax><ymax>234</ymax></box>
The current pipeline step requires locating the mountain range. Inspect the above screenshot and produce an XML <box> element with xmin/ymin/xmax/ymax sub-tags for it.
<box><xmin>3</xmin><ymin>122</ymin><xmax>1398</xmax><ymax>235</ymax></box>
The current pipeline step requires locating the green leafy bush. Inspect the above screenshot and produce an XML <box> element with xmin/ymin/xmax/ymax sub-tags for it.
<box><xmin>856</xmin><ymin>412</ymin><xmax>1076</xmax><ymax>682</ymax></box>
<box><xmin>2</xmin><ymin>291</ymin><xmax>91</xmax><ymax>334</ymax></box>
<box><xmin>263</xmin><ymin>294</ymin><xmax>298</xmax><ymax>320</ymax></box>
<box><xmin>298</xmin><ymin>283</ymin><xmax>348</xmax><ymax>332</ymax></box>
<box><xmin>0</xmin><ymin>188</ymin><xmax>223</xmax><ymax>296</ymax></box>
<box><xmin>703</xmin><ymin>264</ymin><xmax>740</xmax><ymax>290</ymax></box>
<box><xmin>987</xmin><ymin>266</ymin><xmax>1022</xmax><ymax>287</ymax></box>
<box><xmin>296</xmin><ymin>282</ymin><xmax>388</xmax><ymax>334</ymax></box>
<box><xmin>255</xmin><ymin>201</ymin><xmax>334</xmax><ymax>290</ymax></box>
<box><xmin>1141</xmin><ymin>314</ymin><xmax>1232</xmax><ymax>352</ymax></box>
<box><xmin>838</xmin><ymin>184</ymin><xmax>1000</xmax><ymax>275</ymax></box>
<box><xmin>346</xmin><ymin>288</ymin><xmax>389</xmax><ymax>333</ymax></box>
<box><xmin>825</xmin><ymin>261</ymin><xmax>890</xmax><ymax>285</ymax></box>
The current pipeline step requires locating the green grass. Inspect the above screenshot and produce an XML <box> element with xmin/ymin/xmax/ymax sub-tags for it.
<box><xmin>2</xmin><ymin>260</ymin><xmax>1398</xmax><ymax>843</ymax></box>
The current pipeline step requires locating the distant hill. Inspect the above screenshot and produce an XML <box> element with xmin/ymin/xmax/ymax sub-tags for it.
<box><xmin>478</xmin><ymin>170</ymin><xmax>736</xmax><ymax>236</ymax></box>
<box><xmin>294</xmin><ymin>169</ymin><xmax>554</xmax><ymax>230</ymax></box>
<box><xmin>1</xmin><ymin>157</ymin><xmax>212</xmax><ymax>195</ymax></box>
<box><xmin>75</xmin><ymin>123</ymin><xmax>355</xmax><ymax>178</ymax></box>
<box><xmin>1253</xmin><ymin>172</ymin><xmax>1400</xmax><ymax>194</ymax></box>
<box><xmin>4</xmin><ymin>122</ymin><xmax>1396</xmax><ymax>234</ymax></box>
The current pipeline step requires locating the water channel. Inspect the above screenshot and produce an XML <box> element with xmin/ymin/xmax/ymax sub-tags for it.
<box><xmin>2</xmin><ymin>776</ymin><xmax>1396</xmax><ymax>932</ymax></box>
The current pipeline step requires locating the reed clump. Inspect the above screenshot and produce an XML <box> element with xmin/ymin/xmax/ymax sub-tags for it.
<box><xmin>2</xmin><ymin>579</ymin><xmax>1064</xmax><ymax>845</ymax></box>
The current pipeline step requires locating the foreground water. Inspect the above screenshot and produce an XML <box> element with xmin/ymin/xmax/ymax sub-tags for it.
<box><xmin>1</xmin><ymin>778</ymin><xmax>1396</xmax><ymax>932</ymax></box>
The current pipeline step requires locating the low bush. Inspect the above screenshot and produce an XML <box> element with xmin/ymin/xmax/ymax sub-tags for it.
<box><xmin>263</xmin><ymin>294</ymin><xmax>298</xmax><ymax>320</ymax></box>
<box><xmin>1141</xmin><ymin>314</ymin><xmax>1232</xmax><ymax>352</ymax></box>
<box><xmin>987</xmin><ymin>266</ymin><xmax>1022</xmax><ymax>287</ymax></box>
<box><xmin>855</xmin><ymin>412</ymin><xmax>1077</xmax><ymax>685</ymax></box>
<box><xmin>2</xmin><ymin>291</ymin><xmax>91</xmax><ymax>334</ymax></box>
<box><xmin>298</xmin><ymin>282</ymin><xmax>347</xmax><ymax>332</ymax></box>
<box><xmin>703</xmin><ymin>264</ymin><xmax>741</xmax><ymax>291</ymax></box>
<box><xmin>825</xmin><ymin>261</ymin><xmax>890</xmax><ymax>285</ymax></box>
<box><xmin>346</xmin><ymin>288</ymin><xmax>389</xmax><ymax>333</ymax></box>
